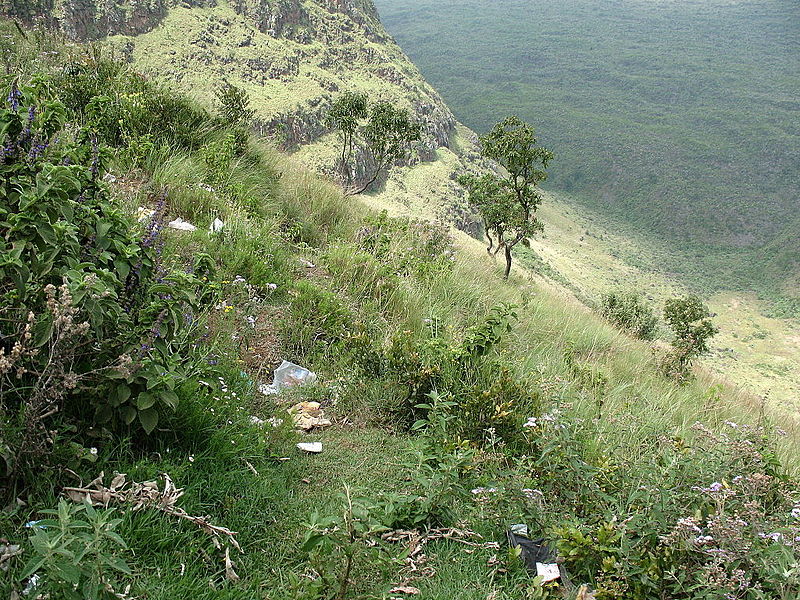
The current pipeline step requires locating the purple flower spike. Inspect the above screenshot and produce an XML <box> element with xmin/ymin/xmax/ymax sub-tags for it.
<box><xmin>6</xmin><ymin>82</ymin><xmax>22</xmax><ymax>112</ymax></box>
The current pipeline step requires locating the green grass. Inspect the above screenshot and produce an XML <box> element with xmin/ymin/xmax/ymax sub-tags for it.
<box><xmin>3</xmin><ymin>17</ymin><xmax>800</xmax><ymax>600</ymax></box>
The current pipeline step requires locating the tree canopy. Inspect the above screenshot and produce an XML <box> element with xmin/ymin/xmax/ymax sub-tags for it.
<box><xmin>326</xmin><ymin>93</ymin><xmax>421</xmax><ymax>195</ymax></box>
<box><xmin>459</xmin><ymin>116</ymin><xmax>553</xmax><ymax>278</ymax></box>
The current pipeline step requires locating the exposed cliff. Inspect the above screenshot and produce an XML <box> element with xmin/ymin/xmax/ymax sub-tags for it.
<box><xmin>3</xmin><ymin>0</ymin><xmax>482</xmax><ymax>226</ymax></box>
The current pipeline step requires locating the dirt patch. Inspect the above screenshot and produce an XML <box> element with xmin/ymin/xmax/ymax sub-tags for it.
<box><xmin>241</xmin><ymin>306</ymin><xmax>286</xmax><ymax>381</ymax></box>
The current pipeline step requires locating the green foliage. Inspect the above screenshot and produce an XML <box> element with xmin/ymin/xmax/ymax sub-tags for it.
<box><xmin>301</xmin><ymin>486</ymin><xmax>396</xmax><ymax>599</ymax></box>
<box><xmin>55</xmin><ymin>55</ymin><xmax>212</xmax><ymax>152</ymax></box>
<box><xmin>0</xmin><ymin>79</ymin><xmax>207</xmax><ymax>485</ymax></box>
<box><xmin>359</xmin><ymin>101</ymin><xmax>421</xmax><ymax>192</ymax></box>
<box><xmin>326</xmin><ymin>90</ymin><xmax>368</xmax><ymax>183</ymax></box>
<box><xmin>459</xmin><ymin>116</ymin><xmax>552</xmax><ymax>279</ymax></box>
<box><xmin>326</xmin><ymin>93</ymin><xmax>421</xmax><ymax>194</ymax></box>
<box><xmin>387</xmin><ymin>303</ymin><xmax>535</xmax><ymax>445</ymax></box>
<box><xmin>662</xmin><ymin>295</ymin><xmax>718</xmax><ymax>382</ymax></box>
<box><xmin>356</xmin><ymin>210</ymin><xmax>455</xmax><ymax>279</ymax></box>
<box><xmin>214</xmin><ymin>81</ymin><xmax>255</xmax><ymax>127</ymax></box>
<box><xmin>21</xmin><ymin>500</ymin><xmax>131</xmax><ymax>600</ymax></box>
<box><xmin>600</xmin><ymin>291</ymin><xmax>658</xmax><ymax>340</ymax></box>
<box><xmin>214</xmin><ymin>81</ymin><xmax>254</xmax><ymax>154</ymax></box>
<box><xmin>284</xmin><ymin>280</ymin><xmax>356</xmax><ymax>360</ymax></box>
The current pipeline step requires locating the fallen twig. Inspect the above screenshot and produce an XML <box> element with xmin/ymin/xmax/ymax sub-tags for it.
<box><xmin>63</xmin><ymin>472</ymin><xmax>242</xmax><ymax>556</ymax></box>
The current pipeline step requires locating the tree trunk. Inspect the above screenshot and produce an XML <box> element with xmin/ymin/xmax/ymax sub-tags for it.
<box><xmin>484</xmin><ymin>221</ymin><xmax>494</xmax><ymax>254</ymax></box>
<box><xmin>503</xmin><ymin>244</ymin><xmax>512</xmax><ymax>279</ymax></box>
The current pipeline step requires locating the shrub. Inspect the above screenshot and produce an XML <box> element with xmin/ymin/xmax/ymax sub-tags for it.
<box><xmin>600</xmin><ymin>291</ymin><xmax>658</xmax><ymax>340</ymax></box>
<box><xmin>661</xmin><ymin>295</ymin><xmax>718</xmax><ymax>382</ymax></box>
<box><xmin>21</xmin><ymin>499</ymin><xmax>131</xmax><ymax>600</ymax></box>
<box><xmin>0</xmin><ymin>81</ymin><xmax>207</xmax><ymax>486</ymax></box>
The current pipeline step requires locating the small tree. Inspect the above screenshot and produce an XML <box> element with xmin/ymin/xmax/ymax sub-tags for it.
<box><xmin>326</xmin><ymin>94</ymin><xmax>421</xmax><ymax>195</ymax></box>
<box><xmin>215</xmin><ymin>81</ymin><xmax>255</xmax><ymax>126</ymax></box>
<box><xmin>356</xmin><ymin>101</ymin><xmax>421</xmax><ymax>194</ymax></box>
<box><xmin>326</xmin><ymin>91</ymin><xmax>368</xmax><ymax>185</ymax></box>
<box><xmin>214</xmin><ymin>81</ymin><xmax>255</xmax><ymax>154</ymax></box>
<box><xmin>601</xmin><ymin>291</ymin><xmax>658</xmax><ymax>340</ymax></box>
<box><xmin>662</xmin><ymin>295</ymin><xmax>718</xmax><ymax>382</ymax></box>
<box><xmin>459</xmin><ymin>116</ymin><xmax>553</xmax><ymax>279</ymax></box>
<box><xmin>456</xmin><ymin>173</ymin><xmax>514</xmax><ymax>256</ymax></box>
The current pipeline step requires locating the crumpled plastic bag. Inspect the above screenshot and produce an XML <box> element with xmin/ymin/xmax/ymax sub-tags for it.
<box><xmin>507</xmin><ymin>524</ymin><xmax>562</xmax><ymax>582</ymax></box>
<box><xmin>258</xmin><ymin>360</ymin><xmax>317</xmax><ymax>395</ymax></box>
<box><xmin>168</xmin><ymin>217</ymin><xmax>197</xmax><ymax>231</ymax></box>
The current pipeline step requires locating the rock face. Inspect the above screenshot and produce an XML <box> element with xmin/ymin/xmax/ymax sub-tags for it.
<box><xmin>5</xmin><ymin>0</ymin><xmax>176</xmax><ymax>39</ymax></box>
<box><xmin>6</xmin><ymin>0</ymin><xmax>476</xmax><ymax>222</ymax></box>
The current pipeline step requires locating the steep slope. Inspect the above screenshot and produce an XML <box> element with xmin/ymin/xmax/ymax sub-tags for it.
<box><xmin>2</xmin><ymin>18</ymin><xmax>800</xmax><ymax>599</ymax></box>
<box><xmin>6</xmin><ymin>0</ymin><xmax>798</xmax><ymax>404</ymax></box>
<box><xmin>373</xmin><ymin>0</ymin><xmax>800</xmax><ymax>307</ymax></box>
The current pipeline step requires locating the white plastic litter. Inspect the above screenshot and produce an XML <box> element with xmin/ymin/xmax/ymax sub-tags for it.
<box><xmin>258</xmin><ymin>383</ymin><xmax>279</xmax><ymax>396</ymax></box>
<box><xmin>299</xmin><ymin>258</ymin><xmax>315</xmax><ymax>268</ymax></box>
<box><xmin>136</xmin><ymin>207</ymin><xmax>155</xmax><ymax>222</ymax></box>
<box><xmin>167</xmin><ymin>218</ymin><xmax>197</xmax><ymax>231</ymax></box>
<box><xmin>536</xmin><ymin>563</ymin><xmax>560</xmax><ymax>583</ymax></box>
<box><xmin>210</xmin><ymin>218</ymin><xmax>225</xmax><ymax>233</ymax></box>
<box><xmin>259</xmin><ymin>360</ymin><xmax>317</xmax><ymax>395</ymax></box>
<box><xmin>297</xmin><ymin>442</ymin><xmax>323</xmax><ymax>453</ymax></box>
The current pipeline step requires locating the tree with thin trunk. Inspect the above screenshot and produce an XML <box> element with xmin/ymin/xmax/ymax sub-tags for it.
<box><xmin>354</xmin><ymin>101</ymin><xmax>421</xmax><ymax>194</ymax></box>
<box><xmin>326</xmin><ymin>91</ymin><xmax>368</xmax><ymax>187</ymax></box>
<box><xmin>459</xmin><ymin>116</ymin><xmax>553</xmax><ymax>279</ymax></box>
<box><xmin>326</xmin><ymin>94</ymin><xmax>421</xmax><ymax>195</ymax></box>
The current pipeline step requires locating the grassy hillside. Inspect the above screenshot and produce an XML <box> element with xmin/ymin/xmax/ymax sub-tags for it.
<box><xmin>80</xmin><ymin>0</ymin><xmax>800</xmax><ymax>404</ymax></box>
<box><xmin>2</xmin><ymin>23</ymin><xmax>800</xmax><ymax>600</ymax></box>
<box><xmin>374</xmin><ymin>0</ymin><xmax>800</xmax><ymax>310</ymax></box>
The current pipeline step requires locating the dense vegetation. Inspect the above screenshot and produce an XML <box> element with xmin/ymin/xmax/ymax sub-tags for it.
<box><xmin>2</xmin><ymin>20</ymin><xmax>800</xmax><ymax>600</ymax></box>
<box><xmin>374</xmin><ymin>0</ymin><xmax>800</xmax><ymax>313</ymax></box>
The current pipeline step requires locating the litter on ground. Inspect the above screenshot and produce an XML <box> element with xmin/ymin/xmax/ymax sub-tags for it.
<box><xmin>289</xmin><ymin>401</ymin><xmax>332</xmax><ymax>431</ymax></box>
<box><xmin>167</xmin><ymin>217</ymin><xmax>197</xmax><ymax>231</ymax></box>
<box><xmin>259</xmin><ymin>360</ymin><xmax>317</xmax><ymax>395</ymax></box>
<box><xmin>506</xmin><ymin>524</ymin><xmax>562</xmax><ymax>582</ymax></box>
<box><xmin>297</xmin><ymin>442</ymin><xmax>323</xmax><ymax>453</ymax></box>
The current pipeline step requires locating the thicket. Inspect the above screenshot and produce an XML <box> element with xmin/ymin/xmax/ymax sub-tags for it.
<box><xmin>600</xmin><ymin>291</ymin><xmax>658</xmax><ymax>340</ymax></box>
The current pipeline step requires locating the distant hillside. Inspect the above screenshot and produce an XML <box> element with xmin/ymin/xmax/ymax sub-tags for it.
<box><xmin>374</xmin><ymin>0</ymin><xmax>800</xmax><ymax>311</ymax></box>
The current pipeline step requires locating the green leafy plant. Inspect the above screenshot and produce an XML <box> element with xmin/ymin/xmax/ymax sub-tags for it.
<box><xmin>326</xmin><ymin>91</ymin><xmax>368</xmax><ymax>186</ymax></box>
<box><xmin>301</xmin><ymin>486</ymin><xmax>397</xmax><ymax>599</ymax></box>
<box><xmin>0</xmin><ymin>81</ymin><xmax>207</xmax><ymax>485</ymax></box>
<box><xmin>661</xmin><ymin>295</ymin><xmax>718</xmax><ymax>382</ymax></box>
<box><xmin>459</xmin><ymin>116</ymin><xmax>553</xmax><ymax>279</ymax></box>
<box><xmin>600</xmin><ymin>291</ymin><xmax>658</xmax><ymax>340</ymax></box>
<box><xmin>21</xmin><ymin>499</ymin><xmax>131</xmax><ymax>600</ymax></box>
<box><xmin>326</xmin><ymin>93</ymin><xmax>421</xmax><ymax>195</ymax></box>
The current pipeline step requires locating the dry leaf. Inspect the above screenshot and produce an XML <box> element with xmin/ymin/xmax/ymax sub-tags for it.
<box><xmin>225</xmin><ymin>547</ymin><xmax>240</xmax><ymax>582</ymax></box>
<box><xmin>576</xmin><ymin>584</ymin><xmax>597</xmax><ymax>600</ymax></box>
<box><xmin>389</xmin><ymin>586</ymin><xmax>420</xmax><ymax>595</ymax></box>
<box><xmin>0</xmin><ymin>544</ymin><xmax>22</xmax><ymax>571</ymax></box>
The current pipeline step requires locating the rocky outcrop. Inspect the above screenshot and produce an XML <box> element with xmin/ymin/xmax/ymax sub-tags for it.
<box><xmin>2</xmin><ymin>0</ymin><xmax>212</xmax><ymax>40</ymax></box>
<box><xmin>230</xmin><ymin>0</ymin><xmax>310</xmax><ymax>41</ymax></box>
